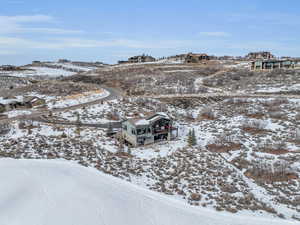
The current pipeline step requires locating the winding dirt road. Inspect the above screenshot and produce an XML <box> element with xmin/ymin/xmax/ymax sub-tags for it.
<box><xmin>0</xmin><ymin>86</ymin><xmax>122</xmax><ymax>125</ymax></box>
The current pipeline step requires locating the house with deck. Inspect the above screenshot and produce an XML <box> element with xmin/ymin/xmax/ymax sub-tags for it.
<box><xmin>121</xmin><ymin>113</ymin><xmax>178</xmax><ymax>147</ymax></box>
<box><xmin>251</xmin><ymin>59</ymin><xmax>300</xmax><ymax>70</ymax></box>
<box><xmin>185</xmin><ymin>53</ymin><xmax>210</xmax><ymax>63</ymax></box>
<box><xmin>246</xmin><ymin>51</ymin><xmax>275</xmax><ymax>60</ymax></box>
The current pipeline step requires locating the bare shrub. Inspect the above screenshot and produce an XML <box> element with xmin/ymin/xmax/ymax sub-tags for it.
<box><xmin>106</xmin><ymin>110</ymin><xmax>120</xmax><ymax>121</ymax></box>
<box><xmin>226</xmin><ymin>98</ymin><xmax>250</xmax><ymax>105</ymax></box>
<box><xmin>268</xmin><ymin>111</ymin><xmax>285</xmax><ymax>120</ymax></box>
<box><xmin>241</xmin><ymin>119</ymin><xmax>268</xmax><ymax>133</ymax></box>
<box><xmin>268</xmin><ymin>106</ymin><xmax>281</xmax><ymax>112</ymax></box>
<box><xmin>198</xmin><ymin>107</ymin><xmax>216</xmax><ymax>120</ymax></box>
<box><xmin>295</xmin><ymin>113</ymin><xmax>300</xmax><ymax>121</ymax></box>
<box><xmin>206</xmin><ymin>135</ymin><xmax>242</xmax><ymax>152</ymax></box>
<box><xmin>247</xmin><ymin>160</ymin><xmax>297</xmax><ymax>182</ymax></box>
<box><xmin>262</xmin><ymin>98</ymin><xmax>288</xmax><ymax>107</ymax></box>
<box><xmin>257</xmin><ymin>141</ymin><xmax>288</xmax><ymax>154</ymax></box>
<box><xmin>185</xmin><ymin>110</ymin><xmax>195</xmax><ymax>121</ymax></box>
<box><xmin>246</xmin><ymin>106</ymin><xmax>265</xmax><ymax>119</ymax></box>
<box><xmin>294</xmin><ymin>129</ymin><xmax>300</xmax><ymax>143</ymax></box>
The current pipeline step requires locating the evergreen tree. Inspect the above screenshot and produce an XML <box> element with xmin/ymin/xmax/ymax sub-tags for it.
<box><xmin>187</xmin><ymin>129</ymin><xmax>193</xmax><ymax>146</ymax></box>
<box><xmin>191</xmin><ymin>128</ymin><xmax>197</xmax><ymax>146</ymax></box>
<box><xmin>187</xmin><ymin>129</ymin><xmax>197</xmax><ymax>147</ymax></box>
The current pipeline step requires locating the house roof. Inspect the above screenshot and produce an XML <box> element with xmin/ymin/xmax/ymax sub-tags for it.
<box><xmin>187</xmin><ymin>53</ymin><xmax>208</xmax><ymax>57</ymax></box>
<box><xmin>126</xmin><ymin>112</ymin><xmax>171</xmax><ymax>127</ymax></box>
<box><xmin>24</xmin><ymin>96</ymin><xmax>43</xmax><ymax>103</ymax></box>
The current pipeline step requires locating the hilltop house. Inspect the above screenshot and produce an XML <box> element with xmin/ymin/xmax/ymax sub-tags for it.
<box><xmin>128</xmin><ymin>55</ymin><xmax>156</xmax><ymax>63</ymax></box>
<box><xmin>119</xmin><ymin>55</ymin><xmax>156</xmax><ymax>64</ymax></box>
<box><xmin>121</xmin><ymin>113</ymin><xmax>178</xmax><ymax>147</ymax></box>
<box><xmin>0</xmin><ymin>65</ymin><xmax>19</xmax><ymax>71</ymax></box>
<box><xmin>185</xmin><ymin>53</ymin><xmax>210</xmax><ymax>63</ymax></box>
<box><xmin>246</xmin><ymin>51</ymin><xmax>275</xmax><ymax>60</ymax></box>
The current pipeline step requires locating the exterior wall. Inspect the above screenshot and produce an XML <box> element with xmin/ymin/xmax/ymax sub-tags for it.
<box><xmin>143</xmin><ymin>56</ymin><xmax>156</xmax><ymax>62</ymax></box>
<box><xmin>122</xmin><ymin>121</ymin><xmax>137</xmax><ymax>146</ymax></box>
<box><xmin>252</xmin><ymin>60</ymin><xmax>298</xmax><ymax>71</ymax></box>
<box><xmin>251</xmin><ymin>61</ymin><xmax>263</xmax><ymax>70</ymax></box>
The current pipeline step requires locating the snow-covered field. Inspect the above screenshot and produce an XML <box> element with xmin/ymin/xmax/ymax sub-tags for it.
<box><xmin>5</xmin><ymin>110</ymin><xmax>32</xmax><ymax>118</ymax></box>
<box><xmin>0</xmin><ymin>67</ymin><xmax>75</xmax><ymax>78</ymax></box>
<box><xmin>224</xmin><ymin>61</ymin><xmax>250</xmax><ymax>69</ymax></box>
<box><xmin>255</xmin><ymin>83</ymin><xmax>300</xmax><ymax>93</ymax></box>
<box><xmin>0</xmin><ymin>96</ymin><xmax>23</xmax><ymax>105</ymax></box>
<box><xmin>48</xmin><ymin>89</ymin><xmax>110</xmax><ymax>109</ymax></box>
<box><xmin>0</xmin><ymin>159</ymin><xmax>294</xmax><ymax>225</ymax></box>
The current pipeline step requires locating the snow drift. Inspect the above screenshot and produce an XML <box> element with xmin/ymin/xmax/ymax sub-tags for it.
<box><xmin>0</xmin><ymin>159</ymin><xmax>295</xmax><ymax>225</ymax></box>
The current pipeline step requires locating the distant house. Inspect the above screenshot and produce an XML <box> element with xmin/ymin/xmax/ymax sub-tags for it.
<box><xmin>0</xmin><ymin>65</ymin><xmax>18</xmax><ymax>71</ymax></box>
<box><xmin>7</xmin><ymin>100</ymin><xmax>26</xmax><ymax>110</ymax></box>
<box><xmin>121</xmin><ymin>113</ymin><xmax>178</xmax><ymax>147</ymax></box>
<box><xmin>185</xmin><ymin>53</ymin><xmax>210</xmax><ymax>63</ymax></box>
<box><xmin>119</xmin><ymin>55</ymin><xmax>156</xmax><ymax>64</ymax></box>
<box><xmin>251</xmin><ymin>59</ymin><xmax>300</xmax><ymax>70</ymax></box>
<box><xmin>0</xmin><ymin>123</ymin><xmax>10</xmax><ymax>135</ymax></box>
<box><xmin>0</xmin><ymin>96</ymin><xmax>45</xmax><ymax>112</ymax></box>
<box><xmin>24</xmin><ymin>96</ymin><xmax>46</xmax><ymax>108</ymax></box>
<box><xmin>118</xmin><ymin>60</ymin><xmax>129</xmax><ymax>64</ymax></box>
<box><xmin>164</xmin><ymin>54</ymin><xmax>187</xmax><ymax>62</ymax></box>
<box><xmin>58</xmin><ymin>59</ymin><xmax>70</xmax><ymax>63</ymax></box>
<box><xmin>246</xmin><ymin>51</ymin><xmax>275</xmax><ymax>60</ymax></box>
<box><xmin>295</xmin><ymin>59</ymin><xmax>300</xmax><ymax>69</ymax></box>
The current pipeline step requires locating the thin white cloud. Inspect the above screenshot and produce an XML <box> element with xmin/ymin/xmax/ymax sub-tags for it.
<box><xmin>199</xmin><ymin>32</ymin><xmax>231</xmax><ymax>37</ymax></box>
<box><xmin>0</xmin><ymin>15</ymin><xmax>83</xmax><ymax>34</ymax></box>
<box><xmin>0</xmin><ymin>36</ymin><xmax>193</xmax><ymax>50</ymax></box>
<box><xmin>0</xmin><ymin>15</ymin><xmax>53</xmax><ymax>23</ymax></box>
<box><xmin>17</xmin><ymin>27</ymin><xmax>84</xmax><ymax>34</ymax></box>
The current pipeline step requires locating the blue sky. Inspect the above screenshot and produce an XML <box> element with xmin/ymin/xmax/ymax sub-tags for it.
<box><xmin>1</xmin><ymin>0</ymin><xmax>300</xmax><ymax>65</ymax></box>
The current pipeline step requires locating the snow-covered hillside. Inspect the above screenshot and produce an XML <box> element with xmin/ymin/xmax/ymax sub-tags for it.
<box><xmin>0</xmin><ymin>159</ymin><xmax>295</xmax><ymax>225</ymax></box>
<box><xmin>0</xmin><ymin>61</ymin><xmax>100</xmax><ymax>78</ymax></box>
<box><xmin>46</xmin><ymin>62</ymin><xmax>98</xmax><ymax>72</ymax></box>
<box><xmin>0</xmin><ymin>66</ymin><xmax>75</xmax><ymax>78</ymax></box>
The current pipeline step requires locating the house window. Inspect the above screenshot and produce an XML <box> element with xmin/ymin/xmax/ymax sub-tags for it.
<box><xmin>132</xmin><ymin>129</ymin><xmax>136</xmax><ymax>135</ymax></box>
<box><xmin>137</xmin><ymin>128</ymin><xmax>147</xmax><ymax>135</ymax></box>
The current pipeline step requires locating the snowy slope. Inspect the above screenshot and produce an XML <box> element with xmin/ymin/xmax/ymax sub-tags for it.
<box><xmin>0</xmin><ymin>67</ymin><xmax>75</xmax><ymax>77</ymax></box>
<box><xmin>47</xmin><ymin>62</ymin><xmax>98</xmax><ymax>72</ymax></box>
<box><xmin>0</xmin><ymin>159</ymin><xmax>295</xmax><ymax>225</ymax></box>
